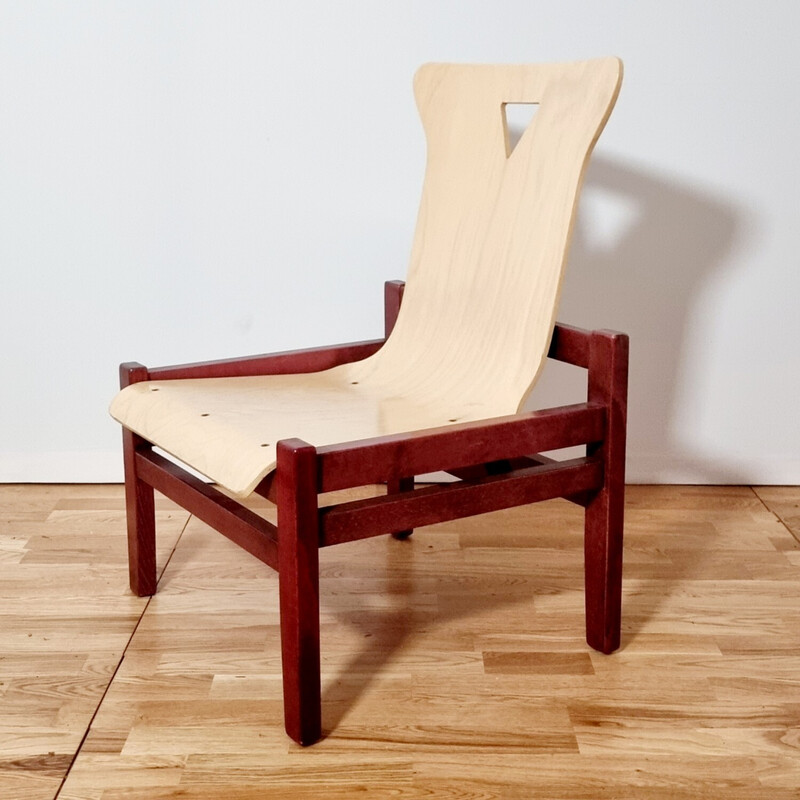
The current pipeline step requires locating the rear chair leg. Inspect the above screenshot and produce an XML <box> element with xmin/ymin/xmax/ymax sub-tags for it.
<box><xmin>120</xmin><ymin>362</ymin><xmax>157</xmax><ymax>597</ymax></box>
<box><xmin>584</xmin><ymin>331</ymin><xmax>628</xmax><ymax>654</ymax></box>
<box><xmin>384</xmin><ymin>282</ymin><xmax>414</xmax><ymax>541</ymax></box>
<box><xmin>277</xmin><ymin>439</ymin><xmax>322</xmax><ymax>746</ymax></box>
<box><xmin>389</xmin><ymin>477</ymin><xmax>415</xmax><ymax>539</ymax></box>
<box><xmin>122</xmin><ymin>429</ymin><xmax>157</xmax><ymax>596</ymax></box>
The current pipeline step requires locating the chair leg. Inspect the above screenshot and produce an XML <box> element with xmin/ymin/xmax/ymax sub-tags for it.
<box><xmin>585</xmin><ymin>330</ymin><xmax>629</xmax><ymax>654</ymax></box>
<box><xmin>389</xmin><ymin>477</ymin><xmax>414</xmax><ymax>539</ymax></box>
<box><xmin>122</xmin><ymin>429</ymin><xmax>157</xmax><ymax>597</ymax></box>
<box><xmin>385</xmin><ymin>282</ymin><xmax>413</xmax><ymax>538</ymax></box>
<box><xmin>277</xmin><ymin>439</ymin><xmax>322</xmax><ymax>746</ymax></box>
<box><xmin>584</xmin><ymin>479</ymin><xmax>624</xmax><ymax>654</ymax></box>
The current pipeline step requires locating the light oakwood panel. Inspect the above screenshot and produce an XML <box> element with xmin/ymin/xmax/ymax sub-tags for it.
<box><xmin>0</xmin><ymin>485</ymin><xmax>188</xmax><ymax>800</ymax></box>
<box><xmin>1</xmin><ymin>484</ymin><xmax>799</xmax><ymax>798</ymax></box>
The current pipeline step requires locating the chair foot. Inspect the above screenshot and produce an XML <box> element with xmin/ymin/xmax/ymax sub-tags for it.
<box><xmin>123</xmin><ymin>429</ymin><xmax>157</xmax><ymax>597</ymax></box>
<box><xmin>279</xmin><ymin>569</ymin><xmax>322</xmax><ymax>746</ymax></box>
<box><xmin>388</xmin><ymin>477</ymin><xmax>414</xmax><ymax>540</ymax></box>
<box><xmin>584</xmin><ymin>485</ymin><xmax>623</xmax><ymax>654</ymax></box>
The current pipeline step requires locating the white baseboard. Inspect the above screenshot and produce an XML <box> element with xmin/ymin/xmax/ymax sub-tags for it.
<box><xmin>0</xmin><ymin>451</ymin><xmax>124</xmax><ymax>484</ymax></box>
<box><xmin>1</xmin><ymin>451</ymin><xmax>798</xmax><ymax>487</ymax></box>
<box><xmin>627</xmin><ymin>454</ymin><xmax>800</xmax><ymax>486</ymax></box>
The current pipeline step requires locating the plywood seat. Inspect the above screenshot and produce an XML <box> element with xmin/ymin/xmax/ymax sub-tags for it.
<box><xmin>110</xmin><ymin>364</ymin><xmax>519</xmax><ymax>497</ymax></box>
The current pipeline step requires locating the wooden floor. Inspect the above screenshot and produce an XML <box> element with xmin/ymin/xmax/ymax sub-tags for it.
<box><xmin>1</xmin><ymin>484</ymin><xmax>799</xmax><ymax>799</ymax></box>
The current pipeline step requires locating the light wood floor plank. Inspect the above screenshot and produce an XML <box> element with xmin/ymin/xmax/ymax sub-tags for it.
<box><xmin>754</xmin><ymin>486</ymin><xmax>800</xmax><ymax>544</ymax></box>
<box><xmin>0</xmin><ymin>486</ymin><xmax>189</xmax><ymax>800</ymax></box>
<box><xmin>1</xmin><ymin>484</ymin><xmax>799</xmax><ymax>798</ymax></box>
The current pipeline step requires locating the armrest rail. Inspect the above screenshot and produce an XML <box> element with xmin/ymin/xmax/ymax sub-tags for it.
<box><xmin>140</xmin><ymin>339</ymin><xmax>385</xmax><ymax>381</ymax></box>
<box><xmin>315</xmin><ymin>402</ymin><xmax>605</xmax><ymax>493</ymax></box>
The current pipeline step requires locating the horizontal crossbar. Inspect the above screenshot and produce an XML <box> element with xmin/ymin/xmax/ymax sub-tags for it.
<box><xmin>316</xmin><ymin>403</ymin><xmax>605</xmax><ymax>493</ymax></box>
<box><xmin>319</xmin><ymin>456</ymin><xmax>603</xmax><ymax>546</ymax></box>
<box><xmin>136</xmin><ymin>449</ymin><xmax>279</xmax><ymax>570</ymax></box>
<box><xmin>446</xmin><ymin>453</ymin><xmax>593</xmax><ymax>507</ymax></box>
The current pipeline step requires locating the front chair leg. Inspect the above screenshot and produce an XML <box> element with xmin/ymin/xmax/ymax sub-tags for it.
<box><xmin>584</xmin><ymin>479</ymin><xmax>624</xmax><ymax>653</ymax></box>
<box><xmin>277</xmin><ymin>439</ymin><xmax>322</xmax><ymax>746</ymax></box>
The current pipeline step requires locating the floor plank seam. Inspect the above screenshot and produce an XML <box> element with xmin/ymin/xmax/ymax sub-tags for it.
<box><xmin>51</xmin><ymin>510</ymin><xmax>192</xmax><ymax>800</ymax></box>
<box><xmin>751</xmin><ymin>485</ymin><xmax>800</xmax><ymax>546</ymax></box>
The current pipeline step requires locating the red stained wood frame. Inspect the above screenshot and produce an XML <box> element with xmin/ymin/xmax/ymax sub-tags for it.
<box><xmin>585</xmin><ymin>330</ymin><xmax>629</xmax><ymax>654</ymax></box>
<box><xmin>320</xmin><ymin>456</ymin><xmax>603</xmax><ymax>546</ymax></box>
<box><xmin>384</xmin><ymin>279</ymin><xmax>405</xmax><ymax>338</ymax></box>
<box><xmin>120</xmin><ymin>362</ymin><xmax>157</xmax><ymax>597</ymax></box>
<box><xmin>447</xmin><ymin>456</ymin><xmax>594</xmax><ymax>508</ymax></box>
<box><xmin>388</xmin><ymin>476</ymin><xmax>415</xmax><ymax>540</ymax></box>
<box><xmin>117</xmin><ymin>279</ymin><xmax>628</xmax><ymax>746</ymax></box>
<box><xmin>148</xmin><ymin>340</ymin><xmax>384</xmax><ymax>382</ymax></box>
<box><xmin>136</xmin><ymin>449</ymin><xmax>278</xmax><ymax>569</ymax></box>
<box><xmin>546</xmin><ymin>321</ymin><xmax>591</xmax><ymax>368</ymax></box>
<box><xmin>315</xmin><ymin>403</ymin><xmax>605</xmax><ymax>493</ymax></box>
<box><xmin>276</xmin><ymin>439</ymin><xmax>322</xmax><ymax>746</ymax></box>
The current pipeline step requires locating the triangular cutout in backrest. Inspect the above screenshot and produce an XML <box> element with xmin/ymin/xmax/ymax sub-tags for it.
<box><xmin>502</xmin><ymin>102</ymin><xmax>539</xmax><ymax>157</ymax></box>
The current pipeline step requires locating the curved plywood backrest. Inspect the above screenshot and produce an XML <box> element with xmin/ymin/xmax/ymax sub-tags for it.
<box><xmin>348</xmin><ymin>58</ymin><xmax>623</xmax><ymax>414</ymax></box>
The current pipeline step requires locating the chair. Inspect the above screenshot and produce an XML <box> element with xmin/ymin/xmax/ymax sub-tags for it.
<box><xmin>110</xmin><ymin>58</ymin><xmax>627</xmax><ymax>746</ymax></box>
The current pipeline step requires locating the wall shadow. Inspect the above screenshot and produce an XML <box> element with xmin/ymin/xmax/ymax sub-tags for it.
<box><xmin>530</xmin><ymin>155</ymin><xmax>751</xmax><ymax>482</ymax></box>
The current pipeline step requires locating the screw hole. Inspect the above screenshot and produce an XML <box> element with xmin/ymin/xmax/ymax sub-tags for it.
<box><xmin>260</xmin><ymin>443</ymin><xmax>270</xmax><ymax>447</ymax></box>
<box><xmin>150</xmin><ymin>387</ymin><xmax>159</xmax><ymax>392</ymax></box>
<box><xmin>351</xmin><ymin>381</ymin><xmax>359</xmax><ymax>385</ymax></box>
<box><xmin>448</xmin><ymin>418</ymin><xmax>458</xmax><ymax>423</ymax></box>
<box><xmin>200</xmin><ymin>413</ymin><xmax>210</xmax><ymax>417</ymax></box>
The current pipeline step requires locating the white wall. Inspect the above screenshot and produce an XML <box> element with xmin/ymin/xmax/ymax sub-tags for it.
<box><xmin>1</xmin><ymin>1</ymin><xmax>798</xmax><ymax>485</ymax></box>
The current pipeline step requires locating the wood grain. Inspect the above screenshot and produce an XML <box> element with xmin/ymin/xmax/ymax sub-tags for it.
<box><xmin>3</xmin><ymin>484</ymin><xmax>800</xmax><ymax>797</ymax></box>
<box><xmin>0</xmin><ymin>485</ymin><xmax>188</xmax><ymax>800</ymax></box>
<box><xmin>754</xmin><ymin>487</ymin><xmax>800</xmax><ymax>546</ymax></box>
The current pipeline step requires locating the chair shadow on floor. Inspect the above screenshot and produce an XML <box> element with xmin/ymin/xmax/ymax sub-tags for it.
<box><xmin>321</xmin><ymin>156</ymin><xmax>747</xmax><ymax>734</ymax></box>
<box><xmin>319</xmin><ymin>502</ymin><xmax>591</xmax><ymax>737</ymax></box>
